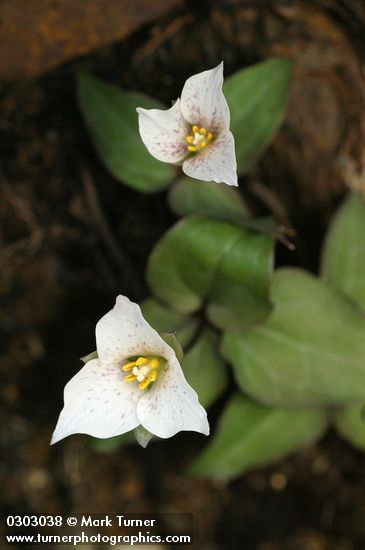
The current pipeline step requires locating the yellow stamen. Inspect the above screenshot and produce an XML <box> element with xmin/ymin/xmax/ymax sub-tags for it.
<box><xmin>135</xmin><ymin>357</ymin><xmax>148</xmax><ymax>366</ymax></box>
<box><xmin>123</xmin><ymin>355</ymin><xmax>165</xmax><ymax>390</ymax></box>
<box><xmin>149</xmin><ymin>369</ymin><xmax>157</xmax><ymax>382</ymax></box>
<box><xmin>122</xmin><ymin>361</ymin><xmax>136</xmax><ymax>371</ymax></box>
<box><xmin>185</xmin><ymin>126</ymin><xmax>215</xmax><ymax>155</ymax></box>
<box><xmin>139</xmin><ymin>378</ymin><xmax>152</xmax><ymax>390</ymax></box>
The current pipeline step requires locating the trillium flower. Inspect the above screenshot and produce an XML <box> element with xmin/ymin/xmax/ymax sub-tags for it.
<box><xmin>137</xmin><ymin>62</ymin><xmax>238</xmax><ymax>187</ymax></box>
<box><xmin>51</xmin><ymin>296</ymin><xmax>209</xmax><ymax>447</ymax></box>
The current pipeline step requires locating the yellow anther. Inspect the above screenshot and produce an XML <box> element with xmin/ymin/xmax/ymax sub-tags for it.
<box><xmin>185</xmin><ymin>125</ymin><xmax>215</xmax><ymax>155</ymax></box>
<box><xmin>123</xmin><ymin>355</ymin><xmax>165</xmax><ymax>390</ymax></box>
<box><xmin>136</xmin><ymin>357</ymin><xmax>148</xmax><ymax>366</ymax></box>
<box><xmin>149</xmin><ymin>369</ymin><xmax>157</xmax><ymax>382</ymax></box>
<box><xmin>122</xmin><ymin>361</ymin><xmax>136</xmax><ymax>372</ymax></box>
<box><xmin>139</xmin><ymin>378</ymin><xmax>152</xmax><ymax>391</ymax></box>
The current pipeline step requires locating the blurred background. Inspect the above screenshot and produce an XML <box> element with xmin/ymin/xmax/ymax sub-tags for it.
<box><xmin>1</xmin><ymin>1</ymin><xmax>365</xmax><ymax>548</ymax></box>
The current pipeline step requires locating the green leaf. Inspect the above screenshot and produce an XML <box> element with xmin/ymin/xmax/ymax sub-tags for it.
<box><xmin>190</xmin><ymin>394</ymin><xmax>327</xmax><ymax>480</ymax></box>
<box><xmin>77</xmin><ymin>72</ymin><xmax>175</xmax><ymax>192</ymax></box>
<box><xmin>160</xmin><ymin>332</ymin><xmax>184</xmax><ymax>363</ymax></box>
<box><xmin>321</xmin><ymin>192</ymin><xmax>365</xmax><ymax>312</ymax></box>
<box><xmin>88</xmin><ymin>431</ymin><xmax>135</xmax><ymax>453</ymax></box>
<box><xmin>206</xmin><ymin>227</ymin><xmax>273</xmax><ymax>331</ymax></box>
<box><xmin>182</xmin><ymin>330</ymin><xmax>228</xmax><ymax>409</ymax></box>
<box><xmin>168</xmin><ymin>179</ymin><xmax>282</xmax><ymax>242</ymax></box>
<box><xmin>168</xmin><ymin>177</ymin><xmax>249</xmax><ymax>224</ymax></box>
<box><xmin>333</xmin><ymin>404</ymin><xmax>365</xmax><ymax>451</ymax></box>
<box><xmin>224</xmin><ymin>58</ymin><xmax>293</xmax><ymax>174</ymax></box>
<box><xmin>80</xmin><ymin>350</ymin><xmax>98</xmax><ymax>364</ymax></box>
<box><xmin>223</xmin><ymin>268</ymin><xmax>365</xmax><ymax>407</ymax></box>
<box><xmin>134</xmin><ymin>426</ymin><xmax>154</xmax><ymax>448</ymax></box>
<box><xmin>141</xmin><ymin>298</ymin><xmax>198</xmax><ymax>349</ymax></box>
<box><xmin>146</xmin><ymin>217</ymin><xmax>273</xmax><ymax>330</ymax></box>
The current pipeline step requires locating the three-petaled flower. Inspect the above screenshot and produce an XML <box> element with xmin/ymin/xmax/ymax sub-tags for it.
<box><xmin>137</xmin><ymin>62</ymin><xmax>238</xmax><ymax>187</ymax></box>
<box><xmin>51</xmin><ymin>296</ymin><xmax>209</xmax><ymax>447</ymax></box>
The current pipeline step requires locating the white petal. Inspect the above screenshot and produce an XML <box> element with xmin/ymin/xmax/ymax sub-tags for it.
<box><xmin>180</xmin><ymin>62</ymin><xmax>230</xmax><ymax>132</ymax></box>
<box><xmin>136</xmin><ymin>356</ymin><xmax>209</xmax><ymax>439</ymax></box>
<box><xmin>96</xmin><ymin>295</ymin><xmax>173</xmax><ymax>365</ymax></box>
<box><xmin>51</xmin><ymin>359</ymin><xmax>140</xmax><ymax>444</ymax></box>
<box><xmin>182</xmin><ymin>130</ymin><xmax>238</xmax><ymax>186</ymax></box>
<box><xmin>137</xmin><ymin>99</ymin><xmax>189</xmax><ymax>164</ymax></box>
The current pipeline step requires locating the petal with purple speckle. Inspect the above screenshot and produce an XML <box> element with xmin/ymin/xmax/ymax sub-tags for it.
<box><xmin>180</xmin><ymin>62</ymin><xmax>230</xmax><ymax>132</ymax></box>
<box><xmin>96</xmin><ymin>296</ymin><xmax>173</xmax><ymax>365</ymax></box>
<box><xmin>137</xmin><ymin>99</ymin><xmax>188</xmax><ymax>164</ymax></box>
<box><xmin>51</xmin><ymin>359</ymin><xmax>140</xmax><ymax>443</ymax></box>
<box><xmin>136</xmin><ymin>356</ymin><xmax>209</xmax><ymax>439</ymax></box>
<box><xmin>183</xmin><ymin>130</ymin><xmax>237</xmax><ymax>187</ymax></box>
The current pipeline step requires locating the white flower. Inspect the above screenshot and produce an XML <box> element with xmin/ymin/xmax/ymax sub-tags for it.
<box><xmin>51</xmin><ymin>296</ymin><xmax>209</xmax><ymax>447</ymax></box>
<box><xmin>137</xmin><ymin>62</ymin><xmax>238</xmax><ymax>187</ymax></box>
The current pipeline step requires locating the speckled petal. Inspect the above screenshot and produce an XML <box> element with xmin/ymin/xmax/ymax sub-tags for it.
<box><xmin>136</xmin><ymin>356</ymin><xmax>209</xmax><ymax>439</ymax></box>
<box><xmin>95</xmin><ymin>296</ymin><xmax>173</xmax><ymax>365</ymax></box>
<box><xmin>182</xmin><ymin>130</ymin><xmax>237</xmax><ymax>186</ymax></box>
<box><xmin>50</xmin><ymin>359</ymin><xmax>140</xmax><ymax>444</ymax></box>
<box><xmin>137</xmin><ymin>99</ymin><xmax>189</xmax><ymax>164</ymax></box>
<box><xmin>180</xmin><ymin>62</ymin><xmax>230</xmax><ymax>132</ymax></box>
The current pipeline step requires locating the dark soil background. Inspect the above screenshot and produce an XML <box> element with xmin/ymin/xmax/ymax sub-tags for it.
<box><xmin>1</xmin><ymin>1</ymin><xmax>365</xmax><ymax>549</ymax></box>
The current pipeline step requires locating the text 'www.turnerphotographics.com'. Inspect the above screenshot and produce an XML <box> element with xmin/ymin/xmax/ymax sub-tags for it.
<box><xmin>4</xmin><ymin>514</ymin><xmax>193</xmax><ymax>546</ymax></box>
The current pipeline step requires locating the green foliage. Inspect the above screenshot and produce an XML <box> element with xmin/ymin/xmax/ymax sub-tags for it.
<box><xmin>160</xmin><ymin>332</ymin><xmax>184</xmax><ymax>363</ymax></box>
<box><xmin>190</xmin><ymin>394</ymin><xmax>327</xmax><ymax>480</ymax></box>
<box><xmin>168</xmin><ymin>177</ymin><xmax>249</xmax><ymax>224</ymax></box>
<box><xmin>224</xmin><ymin>58</ymin><xmax>293</xmax><ymax>174</ymax></box>
<box><xmin>134</xmin><ymin>426</ymin><xmax>154</xmax><ymax>448</ymax></box>
<box><xmin>141</xmin><ymin>298</ymin><xmax>198</xmax><ymax>349</ymax></box>
<box><xmin>168</xmin><ymin>177</ymin><xmax>281</xmax><ymax>243</ymax></box>
<box><xmin>147</xmin><ymin>217</ymin><xmax>273</xmax><ymax>331</ymax></box>
<box><xmin>182</xmin><ymin>330</ymin><xmax>228</xmax><ymax>409</ymax></box>
<box><xmin>77</xmin><ymin>72</ymin><xmax>175</xmax><ymax>192</ymax></box>
<box><xmin>80</xmin><ymin>350</ymin><xmax>98</xmax><ymax>364</ymax></box>
<box><xmin>223</xmin><ymin>268</ymin><xmax>365</xmax><ymax>407</ymax></box>
<box><xmin>334</xmin><ymin>404</ymin><xmax>365</xmax><ymax>451</ymax></box>
<box><xmin>79</xmin><ymin>61</ymin><xmax>365</xmax><ymax>471</ymax></box>
<box><xmin>88</xmin><ymin>431</ymin><xmax>135</xmax><ymax>453</ymax></box>
<box><xmin>78</xmin><ymin>58</ymin><xmax>292</xmax><ymax>192</ymax></box>
<box><xmin>321</xmin><ymin>192</ymin><xmax>365</xmax><ymax>312</ymax></box>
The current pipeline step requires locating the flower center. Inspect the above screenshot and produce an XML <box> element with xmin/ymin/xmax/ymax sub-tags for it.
<box><xmin>186</xmin><ymin>125</ymin><xmax>214</xmax><ymax>153</ymax></box>
<box><xmin>122</xmin><ymin>356</ymin><xmax>164</xmax><ymax>391</ymax></box>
